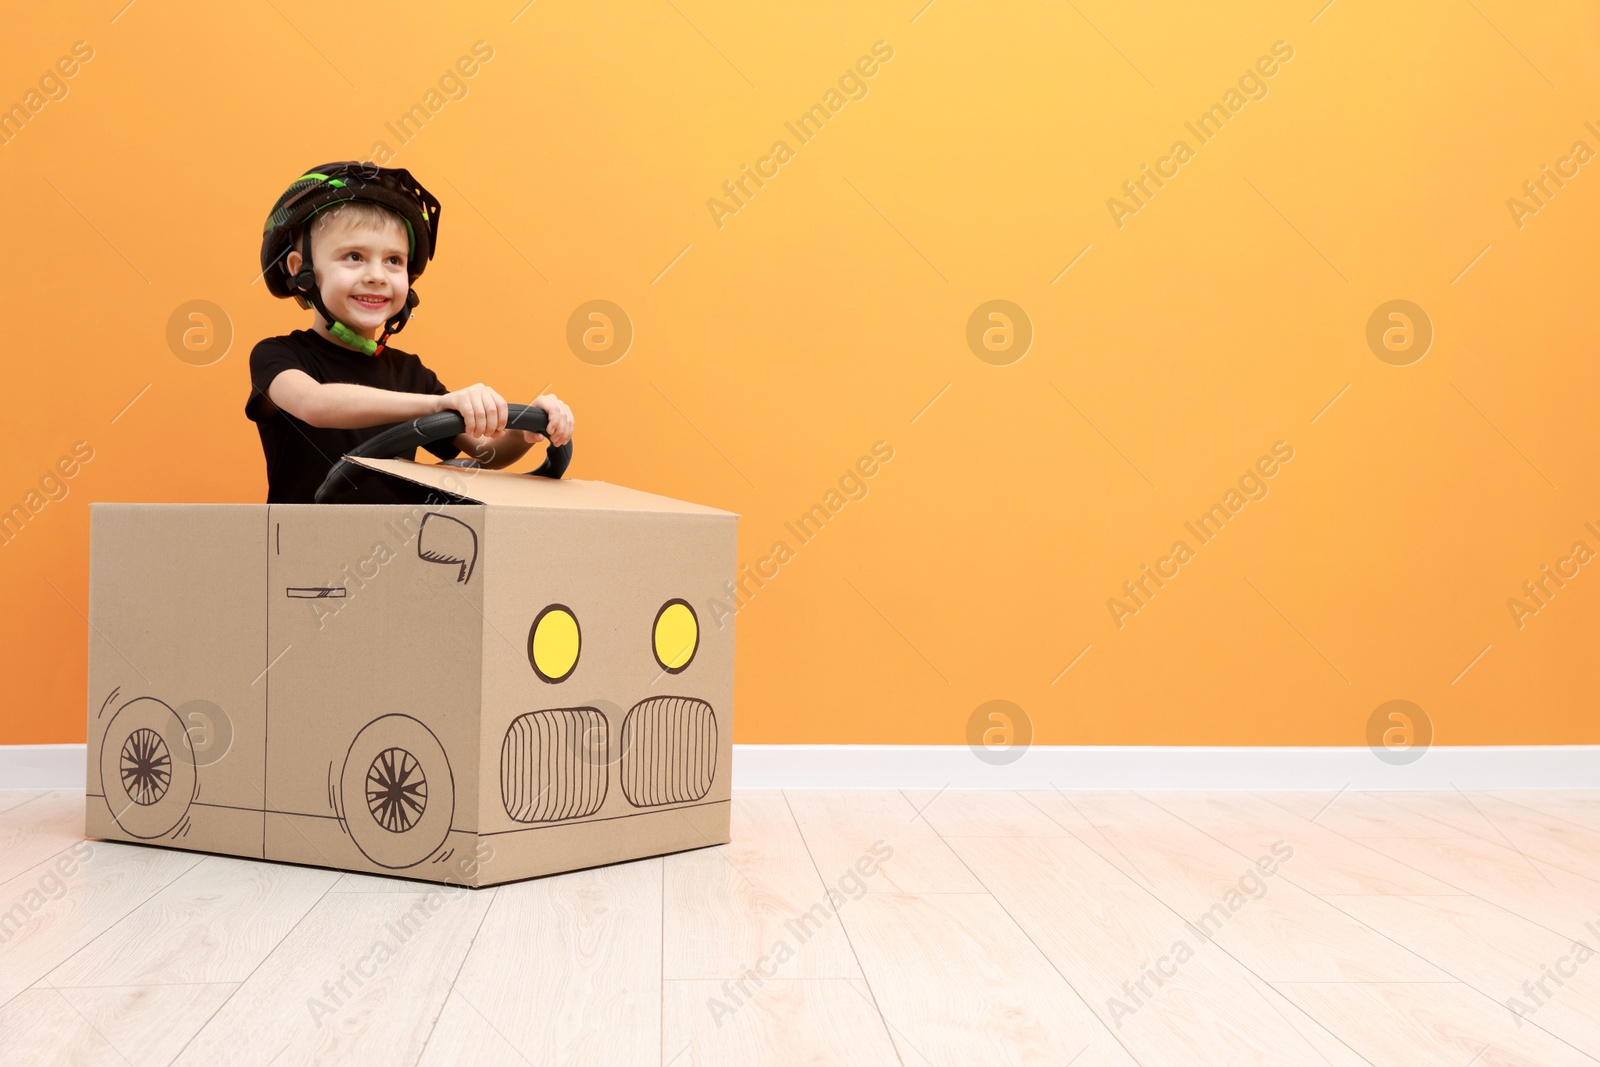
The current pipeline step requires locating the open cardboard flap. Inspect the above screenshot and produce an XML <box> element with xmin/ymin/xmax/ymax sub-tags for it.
<box><xmin>348</xmin><ymin>456</ymin><xmax>738</xmax><ymax>517</ymax></box>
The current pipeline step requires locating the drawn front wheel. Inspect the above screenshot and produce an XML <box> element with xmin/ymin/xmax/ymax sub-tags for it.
<box><xmin>341</xmin><ymin>715</ymin><xmax>454</xmax><ymax>869</ymax></box>
<box><xmin>99</xmin><ymin>697</ymin><xmax>197</xmax><ymax>839</ymax></box>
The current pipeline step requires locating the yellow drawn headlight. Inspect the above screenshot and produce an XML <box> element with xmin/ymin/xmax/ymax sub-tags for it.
<box><xmin>653</xmin><ymin>599</ymin><xmax>698</xmax><ymax>673</ymax></box>
<box><xmin>529</xmin><ymin>604</ymin><xmax>580</xmax><ymax>683</ymax></box>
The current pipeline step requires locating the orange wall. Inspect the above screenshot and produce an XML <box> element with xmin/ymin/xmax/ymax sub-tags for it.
<box><xmin>3</xmin><ymin>1</ymin><xmax>1597</xmax><ymax>747</ymax></box>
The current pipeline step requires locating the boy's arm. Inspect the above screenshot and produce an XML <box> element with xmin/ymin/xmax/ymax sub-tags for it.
<box><xmin>265</xmin><ymin>370</ymin><xmax>514</xmax><ymax>438</ymax></box>
<box><xmin>264</xmin><ymin>370</ymin><xmax>571</xmax><ymax>470</ymax></box>
<box><xmin>264</xmin><ymin>369</ymin><xmax>440</xmax><ymax>427</ymax></box>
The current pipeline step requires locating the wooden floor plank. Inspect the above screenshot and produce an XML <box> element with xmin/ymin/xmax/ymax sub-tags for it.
<box><xmin>1324</xmin><ymin>893</ymin><xmax>1600</xmax><ymax>1057</ymax></box>
<box><xmin>1249</xmin><ymin>791</ymin><xmax>1332</xmax><ymax>821</ymax></box>
<box><xmin>46</xmin><ymin>983</ymin><xmax>243</xmax><ymax>1067</ymax></box>
<box><xmin>1015</xmin><ymin>789</ymin><xmax>1154</xmax><ymax>886</ymax></box>
<box><xmin>0</xmin><ymin>840</ymin><xmax>203</xmax><ymax>1005</ymax></box>
<box><xmin>411</xmin><ymin>989</ymin><xmax>545</xmax><ymax>1067</ymax></box>
<box><xmin>416</xmin><ymin>858</ymin><xmax>661</xmax><ymax>1067</ymax></box>
<box><xmin>1487</xmin><ymin>792</ymin><xmax>1600</xmax><ymax>835</ymax></box>
<box><xmin>1058</xmin><ymin>792</ymin><xmax>1455</xmax><ymax>983</ymax></box>
<box><xmin>662</xmin><ymin>979</ymin><xmax>901</xmax><ymax>1067</ymax></box>
<box><xmin>0</xmin><ymin>986</ymin><xmax>132</xmax><ymax>1067</ymax></box>
<box><xmin>45</xmin><ymin>854</ymin><xmax>339</xmax><ymax>988</ymax></box>
<box><xmin>326</xmin><ymin>871</ymin><xmax>442</xmax><ymax>893</ymax></box>
<box><xmin>840</xmin><ymin>890</ymin><xmax>1139</xmax><ymax>1065</ymax></box>
<box><xmin>663</xmin><ymin>792</ymin><xmax>858</xmax><ymax>980</ymax></box>
<box><xmin>0</xmin><ymin>791</ymin><xmax>89</xmax><ymax>885</ymax></box>
<box><xmin>1142</xmin><ymin>790</ymin><xmax>1463</xmax><ymax>895</ymax></box>
<box><xmin>168</xmin><ymin>887</ymin><xmax>493</xmax><ymax>1066</ymax></box>
<box><xmin>1464</xmin><ymin>794</ymin><xmax>1600</xmax><ymax>880</ymax></box>
<box><xmin>1354</xmin><ymin>832</ymin><xmax>1600</xmax><ymax>945</ymax></box>
<box><xmin>902</xmin><ymin>789</ymin><xmax>1073</xmax><ymax>838</ymax></box>
<box><xmin>783</xmin><ymin>789</ymin><xmax>983</xmax><ymax>895</ymax></box>
<box><xmin>943</xmin><ymin>832</ymin><xmax>1369</xmax><ymax>1065</ymax></box>
<box><xmin>1277</xmin><ymin>981</ymin><xmax>1600</xmax><ymax>1067</ymax></box>
<box><xmin>0</xmin><ymin>791</ymin><xmax>47</xmax><ymax>817</ymax></box>
<box><xmin>1365</xmin><ymin>791</ymin><xmax>1505</xmax><ymax>839</ymax></box>
<box><xmin>1259</xmin><ymin>790</ymin><xmax>1485</xmax><ymax>840</ymax></box>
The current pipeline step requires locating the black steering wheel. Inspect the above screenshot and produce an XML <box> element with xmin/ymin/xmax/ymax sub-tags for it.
<box><xmin>314</xmin><ymin>402</ymin><xmax>573</xmax><ymax>504</ymax></box>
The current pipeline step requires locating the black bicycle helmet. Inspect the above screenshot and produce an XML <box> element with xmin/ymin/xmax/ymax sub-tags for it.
<box><xmin>260</xmin><ymin>161</ymin><xmax>442</xmax><ymax>355</ymax></box>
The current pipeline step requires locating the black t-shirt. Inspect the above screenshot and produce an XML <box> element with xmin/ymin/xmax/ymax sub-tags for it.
<box><xmin>245</xmin><ymin>329</ymin><xmax>459</xmax><ymax>503</ymax></box>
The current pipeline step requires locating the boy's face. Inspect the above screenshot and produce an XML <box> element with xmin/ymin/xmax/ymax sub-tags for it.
<box><xmin>286</xmin><ymin>212</ymin><xmax>410</xmax><ymax>337</ymax></box>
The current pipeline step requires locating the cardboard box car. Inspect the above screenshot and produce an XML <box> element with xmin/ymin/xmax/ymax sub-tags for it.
<box><xmin>85</xmin><ymin>458</ymin><xmax>737</xmax><ymax>887</ymax></box>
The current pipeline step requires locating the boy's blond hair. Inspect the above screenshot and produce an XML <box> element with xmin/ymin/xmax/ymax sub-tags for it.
<box><xmin>294</xmin><ymin>200</ymin><xmax>408</xmax><ymax>249</ymax></box>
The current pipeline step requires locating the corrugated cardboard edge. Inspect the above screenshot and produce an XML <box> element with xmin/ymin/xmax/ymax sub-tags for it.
<box><xmin>348</xmin><ymin>457</ymin><xmax>741</xmax><ymax>517</ymax></box>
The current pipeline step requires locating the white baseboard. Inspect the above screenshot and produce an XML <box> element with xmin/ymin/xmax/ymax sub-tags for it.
<box><xmin>733</xmin><ymin>745</ymin><xmax>1600</xmax><ymax>790</ymax></box>
<box><xmin>1</xmin><ymin>744</ymin><xmax>85</xmax><ymax>790</ymax></box>
<box><xmin>6</xmin><ymin>743</ymin><xmax>1596</xmax><ymax>792</ymax></box>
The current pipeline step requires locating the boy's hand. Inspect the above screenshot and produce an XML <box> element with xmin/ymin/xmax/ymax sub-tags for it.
<box><xmin>436</xmin><ymin>383</ymin><xmax>508</xmax><ymax>439</ymax></box>
<box><xmin>519</xmin><ymin>393</ymin><xmax>574</xmax><ymax>448</ymax></box>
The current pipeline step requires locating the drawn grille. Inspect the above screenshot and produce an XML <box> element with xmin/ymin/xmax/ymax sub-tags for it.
<box><xmin>500</xmin><ymin>708</ymin><xmax>609</xmax><ymax>823</ymax></box>
<box><xmin>620</xmin><ymin>697</ymin><xmax>717</xmax><ymax>807</ymax></box>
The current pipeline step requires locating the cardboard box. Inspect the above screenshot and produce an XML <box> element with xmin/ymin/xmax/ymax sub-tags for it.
<box><xmin>86</xmin><ymin>459</ymin><xmax>737</xmax><ymax>887</ymax></box>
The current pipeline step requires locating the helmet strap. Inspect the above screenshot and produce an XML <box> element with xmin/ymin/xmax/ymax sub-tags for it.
<box><xmin>291</xmin><ymin>228</ymin><xmax>417</xmax><ymax>357</ymax></box>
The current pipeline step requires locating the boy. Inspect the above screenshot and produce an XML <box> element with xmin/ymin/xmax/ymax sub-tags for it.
<box><xmin>247</xmin><ymin>161</ymin><xmax>573</xmax><ymax>503</ymax></box>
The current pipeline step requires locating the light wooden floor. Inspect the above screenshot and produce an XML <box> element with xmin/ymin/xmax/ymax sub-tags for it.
<box><xmin>2</xmin><ymin>789</ymin><xmax>1598</xmax><ymax>1065</ymax></box>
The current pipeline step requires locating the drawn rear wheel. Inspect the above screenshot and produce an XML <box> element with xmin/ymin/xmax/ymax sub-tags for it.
<box><xmin>99</xmin><ymin>697</ymin><xmax>196</xmax><ymax>839</ymax></box>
